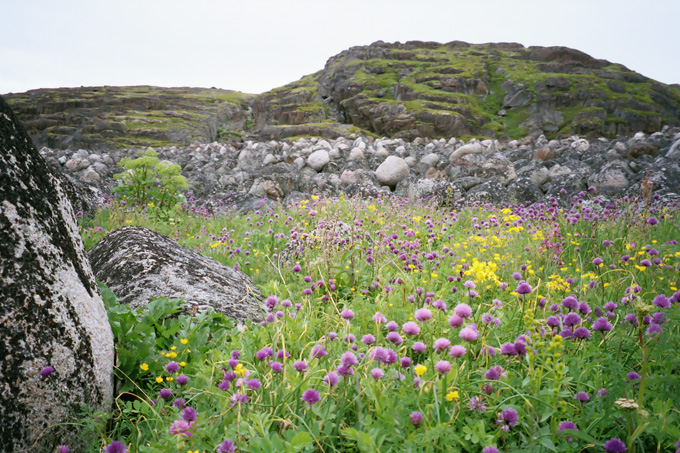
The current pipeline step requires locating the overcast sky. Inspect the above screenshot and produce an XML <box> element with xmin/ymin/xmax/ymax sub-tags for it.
<box><xmin>2</xmin><ymin>0</ymin><xmax>678</xmax><ymax>95</ymax></box>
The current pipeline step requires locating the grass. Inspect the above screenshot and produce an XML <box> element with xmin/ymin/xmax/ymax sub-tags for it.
<box><xmin>60</xmin><ymin>186</ymin><xmax>680</xmax><ymax>452</ymax></box>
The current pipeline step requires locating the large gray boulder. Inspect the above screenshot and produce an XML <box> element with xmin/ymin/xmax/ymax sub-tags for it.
<box><xmin>88</xmin><ymin>226</ymin><xmax>263</xmax><ymax>322</ymax></box>
<box><xmin>0</xmin><ymin>97</ymin><xmax>114</xmax><ymax>451</ymax></box>
<box><xmin>376</xmin><ymin>155</ymin><xmax>410</xmax><ymax>187</ymax></box>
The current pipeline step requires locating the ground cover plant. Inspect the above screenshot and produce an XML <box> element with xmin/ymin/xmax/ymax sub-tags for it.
<box><xmin>63</xmin><ymin>186</ymin><xmax>680</xmax><ymax>452</ymax></box>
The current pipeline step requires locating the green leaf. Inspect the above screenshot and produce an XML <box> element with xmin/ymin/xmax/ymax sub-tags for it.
<box><xmin>290</xmin><ymin>431</ymin><xmax>313</xmax><ymax>450</ymax></box>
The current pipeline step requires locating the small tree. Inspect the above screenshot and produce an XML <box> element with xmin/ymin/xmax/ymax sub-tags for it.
<box><xmin>113</xmin><ymin>149</ymin><xmax>188</xmax><ymax>214</ymax></box>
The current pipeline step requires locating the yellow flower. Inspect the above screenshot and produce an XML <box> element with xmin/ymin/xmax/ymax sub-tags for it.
<box><xmin>140</xmin><ymin>363</ymin><xmax>149</xmax><ymax>371</ymax></box>
<box><xmin>179</xmin><ymin>362</ymin><xmax>186</xmax><ymax>367</ymax></box>
<box><xmin>166</xmin><ymin>352</ymin><xmax>178</xmax><ymax>359</ymax></box>
<box><xmin>170</xmin><ymin>346</ymin><xmax>177</xmax><ymax>351</ymax></box>
<box><xmin>446</xmin><ymin>391</ymin><xmax>459</xmax><ymax>402</ymax></box>
<box><xmin>180</xmin><ymin>339</ymin><xmax>189</xmax><ymax>345</ymax></box>
<box><xmin>234</xmin><ymin>363</ymin><xmax>247</xmax><ymax>377</ymax></box>
<box><xmin>166</xmin><ymin>376</ymin><xmax>174</xmax><ymax>382</ymax></box>
<box><xmin>155</xmin><ymin>376</ymin><xmax>164</xmax><ymax>384</ymax></box>
<box><xmin>414</xmin><ymin>364</ymin><xmax>427</xmax><ymax>376</ymax></box>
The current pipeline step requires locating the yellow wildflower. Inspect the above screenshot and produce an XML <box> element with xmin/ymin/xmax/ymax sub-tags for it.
<box><xmin>140</xmin><ymin>363</ymin><xmax>149</xmax><ymax>371</ymax></box>
<box><xmin>415</xmin><ymin>364</ymin><xmax>427</xmax><ymax>376</ymax></box>
<box><xmin>155</xmin><ymin>377</ymin><xmax>163</xmax><ymax>384</ymax></box>
<box><xmin>446</xmin><ymin>391</ymin><xmax>459</xmax><ymax>402</ymax></box>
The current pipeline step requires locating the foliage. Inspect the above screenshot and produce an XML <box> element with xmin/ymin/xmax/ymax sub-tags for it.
<box><xmin>74</xmin><ymin>192</ymin><xmax>680</xmax><ymax>452</ymax></box>
<box><xmin>112</xmin><ymin>149</ymin><xmax>188</xmax><ymax>218</ymax></box>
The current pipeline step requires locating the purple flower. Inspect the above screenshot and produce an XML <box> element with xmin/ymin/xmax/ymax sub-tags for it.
<box><xmin>646</xmin><ymin>217</ymin><xmax>658</xmax><ymax>225</ymax></box>
<box><xmin>558</xmin><ymin>421</ymin><xmax>578</xmax><ymax>441</ymax></box>
<box><xmin>485</xmin><ymin>366</ymin><xmax>505</xmax><ymax>380</ymax></box>
<box><xmin>592</xmin><ymin>317</ymin><xmax>613</xmax><ymax>332</ymax></box>
<box><xmin>563</xmin><ymin>312</ymin><xmax>582</xmax><ymax>326</ymax></box>
<box><xmin>170</xmin><ymin>419</ymin><xmax>193</xmax><ymax>438</ymax></box>
<box><xmin>230</xmin><ymin>393</ymin><xmax>248</xmax><ymax>406</ymax></box>
<box><xmin>448</xmin><ymin>314</ymin><xmax>464</xmax><ymax>328</ymax></box>
<box><xmin>500</xmin><ymin>342</ymin><xmax>517</xmax><ymax>356</ymax></box>
<box><xmin>592</xmin><ymin>257</ymin><xmax>603</xmax><ymax>266</ymax></box>
<box><xmin>173</xmin><ymin>398</ymin><xmax>185</xmax><ymax>409</ymax></box>
<box><xmin>292</xmin><ymin>264</ymin><xmax>302</xmax><ymax>272</ymax></box>
<box><xmin>40</xmin><ymin>366</ymin><xmax>55</xmax><ymax>379</ymax></box>
<box><xmin>573</xmin><ymin>327</ymin><xmax>591</xmax><ymax>339</ymax></box>
<box><xmin>402</xmin><ymin>321</ymin><xmax>421</xmax><ymax>335</ymax></box>
<box><xmin>400</xmin><ymin>357</ymin><xmax>412</xmax><ymax>368</ymax></box>
<box><xmin>301</xmin><ymin>388</ymin><xmax>320</xmax><ymax>407</ymax></box>
<box><xmin>574</xmin><ymin>391</ymin><xmax>590</xmax><ymax>402</ymax></box>
<box><xmin>181</xmin><ymin>406</ymin><xmax>197</xmax><ymax>422</ymax></box>
<box><xmin>247</xmin><ymin>378</ymin><xmax>262</xmax><ymax>390</ymax></box>
<box><xmin>341</xmin><ymin>309</ymin><xmax>354</xmax><ymax>320</ymax></box>
<box><xmin>310</xmin><ymin>344</ymin><xmax>328</xmax><ymax>359</ymax></box>
<box><xmin>104</xmin><ymin>441</ymin><xmax>127</xmax><ymax>453</ymax></box>
<box><xmin>653</xmin><ymin>294</ymin><xmax>670</xmax><ymax>309</ymax></box>
<box><xmin>370</xmin><ymin>368</ymin><xmax>385</xmax><ymax>380</ymax></box>
<box><xmin>176</xmin><ymin>374</ymin><xmax>188</xmax><ymax>386</ymax></box>
<box><xmin>434</xmin><ymin>360</ymin><xmax>451</xmax><ymax>374</ymax></box>
<box><xmin>454</xmin><ymin>303</ymin><xmax>473</xmax><ymax>318</ymax></box>
<box><xmin>515</xmin><ymin>282</ymin><xmax>532</xmax><ymax>295</ymax></box>
<box><xmin>459</xmin><ymin>325</ymin><xmax>479</xmax><ymax>342</ymax></box>
<box><xmin>293</xmin><ymin>361</ymin><xmax>308</xmax><ymax>372</ymax></box>
<box><xmin>415</xmin><ymin>308</ymin><xmax>432</xmax><ymax>322</ymax></box>
<box><xmin>159</xmin><ymin>388</ymin><xmax>172</xmax><ymax>400</ymax></box>
<box><xmin>341</xmin><ymin>351</ymin><xmax>358</xmax><ymax>367</ymax></box>
<box><xmin>480</xmin><ymin>346</ymin><xmax>496</xmax><ymax>356</ymax></box>
<box><xmin>627</xmin><ymin>371</ymin><xmax>641</xmax><ymax>381</ymax></box>
<box><xmin>412</xmin><ymin>341</ymin><xmax>427</xmax><ymax>353</ymax></box>
<box><xmin>256</xmin><ymin>347</ymin><xmax>274</xmax><ymax>361</ymax></box>
<box><xmin>324</xmin><ymin>371</ymin><xmax>340</xmax><ymax>386</ymax></box>
<box><xmin>603</xmin><ymin>438</ymin><xmax>628</xmax><ymax>452</ymax></box>
<box><xmin>58</xmin><ymin>446</ymin><xmax>70</xmax><ymax>453</ymax></box>
<box><xmin>496</xmin><ymin>408</ymin><xmax>519</xmax><ymax>431</ymax></box>
<box><xmin>410</xmin><ymin>411</ymin><xmax>422</xmax><ymax>426</ymax></box>
<box><xmin>362</xmin><ymin>334</ymin><xmax>376</xmax><ymax>345</ymax></box>
<box><xmin>433</xmin><ymin>338</ymin><xmax>451</xmax><ymax>352</ymax></box>
<box><xmin>468</xmin><ymin>396</ymin><xmax>487</xmax><ymax>413</ymax></box>
<box><xmin>217</xmin><ymin>439</ymin><xmax>236</xmax><ymax>453</ymax></box>
<box><xmin>562</xmin><ymin>296</ymin><xmax>579</xmax><ymax>310</ymax></box>
<box><xmin>165</xmin><ymin>361</ymin><xmax>180</xmax><ymax>374</ymax></box>
<box><xmin>449</xmin><ymin>345</ymin><xmax>466</xmax><ymax>358</ymax></box>
<box><xmin>386</xmin><ymin>331</ymin><xmax>404</xmax><ymax>345</ymax></box>
<box><xmin>483</xmin><ymin>447</ymin><xmax>499</xmax><ymax>453</ymax></box>
<box><xmin>385</xmin><ymin>321</ymin><xmax>399</xmax><ymax>331</ymax></box>
<box><xmin>597</xmin><ymin>388</ymin><xmax>608</xmax><ymax>397</ymax></box>
<box><xmin>372</xmin><ymin>312</ymin><xmax>387</xmax><ymax>323</ymax></box>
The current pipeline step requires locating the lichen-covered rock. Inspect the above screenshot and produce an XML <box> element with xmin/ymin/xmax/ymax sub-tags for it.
<box><xmin>408</xmin><ymin>179</ymin><xmax>465</xmax><ymax>206</ymax></box>
<box><xmin>88</xmin><ymin>226</ymin><xmax>263</xmax><ymax>322</ymax></box>
<box><xmin>0</xmin><ymin>97</ymin><xmax>114</xmax><ymax>451</ymax></box>
<box><xmin>307</xmin><ymin>149</ymin><xmax>330</xmax><ymax>171</ymax></box>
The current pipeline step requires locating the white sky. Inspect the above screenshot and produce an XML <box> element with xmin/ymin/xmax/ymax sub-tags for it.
<box><xmin>2</xmin><ymin>0</ymin><xmax>679</xmax><ymax>95</ymax></box>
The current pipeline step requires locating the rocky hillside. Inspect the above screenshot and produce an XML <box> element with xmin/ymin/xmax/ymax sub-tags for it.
<box><xmin>3</xmin><ymin>41</ymin><xmax>680</xmax><ymax>149</ymax></box>
<box><xmin>3</xmin><ymin>86</ymin><xmax>252</xmax><ymax>150</ymax></box>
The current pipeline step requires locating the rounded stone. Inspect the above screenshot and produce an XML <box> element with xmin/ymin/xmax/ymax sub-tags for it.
<box><xmin>307</xmin><ymin>150</ymin><xmax>330</xmax><ymax>172</ymax></box>
<box><xmin>376</xmin><ymin>155</ymin><xmax>410</xmax><ymax>187</ymax></box>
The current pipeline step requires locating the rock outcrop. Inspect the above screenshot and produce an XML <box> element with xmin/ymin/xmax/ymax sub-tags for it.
<box><xmin>4</xmin><ymin>42</ymin><xmax>680</xmax><ymax>148</ymax></box>
<box><xmin>88</xmin><ymin>226</ymin><xmax>263</xmax><ymax>322</ymax></box>
<box><xmin>0</xmin><ymin>98</ymin><xmax>114</xmax><ymax>451</ymax></box>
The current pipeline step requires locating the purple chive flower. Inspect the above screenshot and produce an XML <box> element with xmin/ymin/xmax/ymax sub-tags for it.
<box><xmin>563</xmin><ymin>312</ymin><xmax>582</xmax><ymax>326</ymax></box>
<box><xmin>464</xmin><ymin>280</ymin><xmax>475</xmax><ymax>289</ymax></box>
<box><xmin>341</xmin><ymin>309</ymin><xmax>354</xmax><ymax>320</ymax></box>
<box><xmin>311</xmin><ymin>344</ymin><xmax>328</xmax><ymax>359</ymax></box>
<box><xmin>173</xmin><ymin>398</ymin><xmax>185</xmax><ymax>409</ymax></box>
<box><xmin>646</xmin><ymin>217</ymin><xmax>658</xmax><ymax>225</ymax></box>
<box><xmin>58</xmin><ymin>446</ymin><xmax>70</xmax><ymax>453</ymax></box>
<box><xmin>483</xmin><ymin>447</ymin><xmax>499</xmax><ymax>453</ymax></box>
<box><xmin>485</xmin><ymin>366</ymin><xmax>505</xmax><ymax>380</ymax></box>
<box><xmin>169</xmin><ymin>419</ymin><xmax>193</xmax><ymax>438</ymax></box>
<box><xmin>230</xmin><ymin>393</ymin><xmax>249</xmax><ymax>406</ymax></box>
<box><xmin>324</xmin><ymin>371</ymin><xmax>340</xmax><ymax>386</ymax></box>
<box><xmin>449</xmin><ymin>345</ymin><xmax>466</xmax><ymax>358</ymax></box>
<box><xmin>362</xmin><ymin>334</ymin><xmax>376</xmax><ymax>345</ymax></box>
<box><xmin>448</xmin><ymin>314</ymin><xmax>464</xmax><ymax>328</ymax></box>
<box><xmin>410</xmin><ymin>411</ymin><xmax>423</xmax><ymax>426</ymax></box>
<box><xmin>627</xmin><ymin>371</ymin><xmax>641</xmax><ymax>381</ymax></box>
<box><xmin>653</xmin><ymin>294</ymin><xmax>670</xmax><ymax>309</ymax></box>
<box><xmin>597</xmin><ymin>388</ymin><xmax>608</xmax><ymax>397</ymax></box>
<box><xmin>372</xmin><ymin>312</ymin><xmax>387</xmax><ymax>323</ymax></box>
<box><xmin>454</xmin><ymin>303</ymin><xmax>473</xmax><ymax>318</ymax></box>
<box><xmin>434</xmin><ymin>360</ymin><xmax>451</xmax><ymax>374</ymax></box>
<box><xmin>468</xmin><ymin>396</ymin><xmax>487</xmax><ymax>413</ymax></box>
<box><xmin>480</xmin><ymin>346</ymin><xmax>496</xmax><ymax>356</ymax></box>
<box><xmin>402</xmin><ymin>321</ymin><xmax>421</xmax><ymax>336</ymax></box>
<box><xmin>433</xmin><ymin>338</ymin><xmax>451</xmax><ymax>352</ymax></box>
<box><xmin>415</xmin><ymin>308</ymin><xmax>432</xmax><ymax>322</ymax></box>
<box><xmin>592</xmin><ymin>257</ymin><xmax>603</xmax><ymax>266</ymax></box>
<box><xmin>159</xmin><ymin>388</ymin><xmax>172</xmax><ymax>400</ymax></box>
<box><xmin>386</xmin><ymin>321</ymin><xmax>399</xmax><ymax>331</ymax></box>
<box><xmin>301</xmin><ymin>388</ymin><xmax>320</xmax><ymax>407</ymax></box>
<box><xmin>176</xmin><ymin>374</ymin><xmax>188</xmax><ymax>386</ymax></box>
<box><xmin>269</xmin><ymin>361</ymin><xmax>283</xmax><ymax>373</ymax></box>
<box><xmin>247</xmin><ymin>379</ymin><xmax>262</xmax><ymax>390</ymax></box>
<box><xmin>558</xmin><ymin>421</ymin><xmax>578</xmax><ymax>442</ymax></box>
<box><xmin>40</xmin><ymin>366</ymin><xmax>55</xmax><ymax>379</ymax></box>
<box><xmin>400</xmin><ymin>357</ymin><xmax>412</xmax><ymax>368</ymax></box>
<box><xmin>413</xmin><ymin>342</ymin><xmax>427</xmax><ymax>353</ymax></box>
<box><xmin>500</xmin><ymin>342</ymin><xmax>517</xmax><ymax>356</ymax></box>
<box><xmin>496</xmin><ymin>408</ymin><xmax>519</xmax><ymax>431</ymax></box>
<box><xmin>217</xmin><ymin>439</ymin><xmax>236</xmax><ymax>453</ymax></box>
<box><xmin>515</xmin><ymin>282</ymin><xmax>532</xmax><ymax>295</ymax></box>
<box><xmin>512</xmin><ymin>272</ymin><xmax>522</xmax><ymax>281</ymax></box>
<box><xmin>293</xmin><ymin>361</ymin><xmax>308</xmax><ymax>372</ymax></box>
<box><xmin>603</xmin><ymin>438</ymin><xmax>628</xmax><ymax>452</ymax></box>
<box><xmin>574</xmin><ymin>392</ymin><xmax>590</xmax><ymax>402</ymax></box>
<box><xmin>370</xmin><ymin>368</ymin><xmax>385</xmax><ymax>380</ymax></box>
<box><xmin>341</xmin><ymin>351</ymin><xmax>358</xmax><ymax>367</ymax></box>
<box><xmin>592</xmin><ymin>317</ymin><xmax>613</xmax><ymax>332</ymax></box>
<box><xmin>256</xmin><ymin>347</ymin><xmax>274</xmax><ymax>361</ymax></box>
<box><xmin>181</xmin><ymin>406</ymin><xmax>197</xmax><ymax>422</ymax></box>
<box><xmin>562</xmin><ymin>296</ymin><xmax>579</xmax><ymax>310</ymax></box>
<box><xmin>573</xmin><ymin>327</ymin><xmax>591</xmax><ymax>339</ymax></box>
<box><xmin>386</xmin><ymin>331</ymin><xmax>404</xmax><ymax>345</ymax></box>
<box><xmin>292</xmin><ymin>264</ymin><xmax>302</xmax><ymax>272</ymax></box>
<box><xmin>104</xmin><ymin>441</ymin><xmax>127</xmax><ymax>453</ymax></box>
<box><xmin>165</xmin><ymin>361</ymin><xmax>180</xmax><ymax>374</ymax></box>
<box><xmin>459</xmin><ymin>325</ymin><xmax>479</xmax><ymax>342</ymax></box>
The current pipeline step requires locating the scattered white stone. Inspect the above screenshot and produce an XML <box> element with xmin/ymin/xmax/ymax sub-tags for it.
<box><xmin>348</xmin><ymin>148</ymin><xmax>365</xmax><ymax>160</ymax></box>
<box><xmin>376</xmin><ymin>156</ymin><xmax>410</xmax><ymax>186</ymax></box>
<box><xmin>570</xmin><ymin>139</ymin><xmax>590</xmax><ymax>152</ymax></box>
<box><xmin>449</xmin><ymin>142</ymin><xmax>483</xmax><ymax>161</ymax></box>
<box><xmin>420</xmin><ymin>153</ymin><xmax>440</xmax><ymax>167</ymax></box>
<box><xmin>307</xmin><ymin>150</ymin><xmax>330</xmax><ymax>171</ymax></box>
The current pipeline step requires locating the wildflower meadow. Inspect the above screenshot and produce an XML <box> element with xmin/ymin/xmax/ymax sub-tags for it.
<box><xmin>69</xmin><ymin>188</ymin><xmax>680</xmax><ymax>452</ymax></box>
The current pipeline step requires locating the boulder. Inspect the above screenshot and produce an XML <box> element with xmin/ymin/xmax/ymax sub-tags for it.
<box><xmin>408</xmin><ymin>179</ymin><xmax>465</xmax><ymax>206</ymax></box>
<box><xmin>506</xmin><ymin>177</ymin><xmax>544</xmax><ymax>204</ymax></box>
<box><xmin>375</xmin><ymin>155</ymin><xmax>410</xmax><ymax>187</ymax></box>
<box><xmin>588</xmin><ymin>161</ymin><xmax>630</xmax><ymax>196</ymax></box>
<box><xmin>307</xmin><ymin>149</ymin><xmax>330</xmax><ymax>171</ymax></box>
<box><xmin>466</xmin><ymin>181</ymin><xmax>507</xmax><ymax>203</ymax></box>
<box><xmin>0</xmin><ymin>98</ymin><xmax>114</xmax><ymax>451</ymax></box>
<box><xmin>88</xmin><ymin>227</ymin><xmax>263</xmax><ymax>322</ymax></box>
<box><xmin>449</xmin><ymin>142</ymin><xmax>483</xmax><ymax>161</ymax></box>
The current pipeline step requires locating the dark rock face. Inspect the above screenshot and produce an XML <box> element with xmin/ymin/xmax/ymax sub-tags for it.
<box><xmin>88</xmin><ymin>226</ymin><xmax>263</xmax><ymax>322</ymax></box>
<box><xmin>0</xmin><ymin>98</ymin><xmax>113</xmax><ymax>451</ymax></box>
